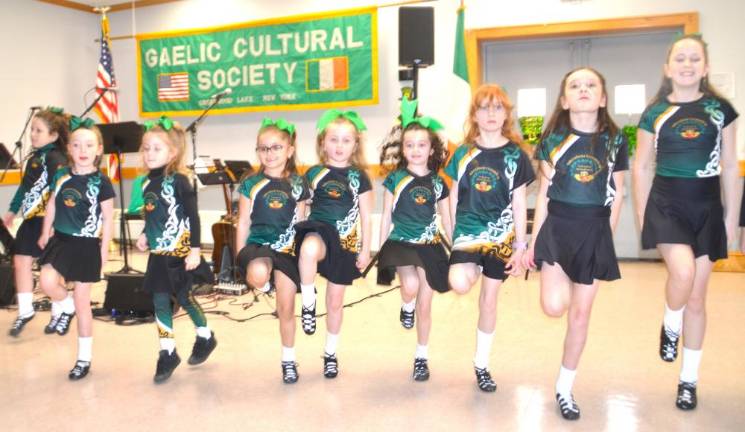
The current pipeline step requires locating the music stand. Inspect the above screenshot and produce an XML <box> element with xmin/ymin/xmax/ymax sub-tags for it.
<box><xmin>223</xmin><ymin>160</ymin><xmax>253</xmax><ymax>182</ymax></box>
<box><xmin>98</xmin><ymin>121</ymin><xmax>144</xmax><ymax>274</ymax></box>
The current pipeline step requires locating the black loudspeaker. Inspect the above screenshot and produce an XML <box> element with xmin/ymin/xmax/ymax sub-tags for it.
<box><xmin>399</xmin><ymin>7</ymin><xmax>434</xmax><ymax>67</ymax></box>
<box><xmin>103</xmin><ymin>274</ymin><xmax>153</xmax><ymax>313</ymax></box>
<box><xmin>0</xmin><ymin>262</ymin><xmax>15</xmax><ymax>306</ymax></box>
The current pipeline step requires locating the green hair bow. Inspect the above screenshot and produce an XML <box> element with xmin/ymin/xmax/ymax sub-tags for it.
<box><xmin>260</xmin><ymin>117</ymin><xmax>296</xmax><ymax>135</ymax></box>
<box><xmin>316</xmin><ymin>109</ymin><xmax>367</xmax><ymax>133</ymax></box>
<box><xmin>673</xmin><ymin>31</ymin><xmax>703</xmax><ymax>43</ymax></box>
<box><xmin>143</xmin><ymin>115</ymin><xmax>174</xmax><ymax>132</ymax></box>
<box><xmin>69</xmin><ymin>116</ymin><xmax>95</xmax><ymax>131</ymax></box>
<box><xmin>47</xmin><ymin>106</ymin><xmax>64</xmax><ymax>115</ymax></box>
<box><xmin>400</xmin><ymin>97</ymin><xmax>444</xmax><ymax>132</ymax></box>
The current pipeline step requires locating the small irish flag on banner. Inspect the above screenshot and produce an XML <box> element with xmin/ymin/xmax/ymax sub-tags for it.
<box><xmin>306</xmin><ymin>57</ymin><xmax>349</xmax><ymax>92</ymax></box>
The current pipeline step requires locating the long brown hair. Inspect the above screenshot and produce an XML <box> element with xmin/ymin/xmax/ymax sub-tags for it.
<box><xmin>316</xmin><ymin>117</ymin><xmax>366</xmax><ymax>168</ymax></box>
<box><xmin>141</xmin><ymin>122</ymin><xmax>188</xmax><ymax>177</ymax></box>
<box><xmin>33</xmin><ymin>108</ymin><xmax>70</xmax><ymax>151</ymax></box>
<box><xmin>463</xmin><ymin>84</ymin><xmax>530</xmax><ymax>153</ymax></box>
<box><xmin>256</xmin><ymin>125</ymin><xmax>298</xmax><ymax>176</ymax></box>
<box><xmin>651</xmin><ymin>34</ymin><xmax>724</xmax><ymax>104</ymax></box>
<box><xmin>379</xmin><ymin>123</ymin><xmax>448</xmax><ymax>174</ymax></box>
<box><xmin>538</xmin><ymin>67</ymin><xmax>619</xmax><ymax>168</ymax></box>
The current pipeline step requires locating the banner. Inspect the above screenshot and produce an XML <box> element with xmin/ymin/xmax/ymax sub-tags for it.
<box><xmin>137</xmin><ymin>7</ymin><xmax>378</xmax><ymax>116</ymax></box>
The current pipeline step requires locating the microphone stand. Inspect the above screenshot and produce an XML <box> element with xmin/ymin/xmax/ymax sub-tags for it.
<box><xmin>0</xmin><ymin>107</ymin><xmax>36</xmax><ymax>182</ymax></box>
<box><xmin>185</xmin><ymin>94</ymin><xmax>225</xmax><ymax>207</ymax></box>
<box><xmin>80</xmin><ymin>87</ymin><xmax>113</xmax><ymax>118</ymax></box>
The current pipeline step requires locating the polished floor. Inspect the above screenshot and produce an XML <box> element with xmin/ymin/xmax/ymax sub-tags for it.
<box><xmin>1</xmin><ymin>254</ymin><xmax>744</xmax><ymax>431</ymax></box>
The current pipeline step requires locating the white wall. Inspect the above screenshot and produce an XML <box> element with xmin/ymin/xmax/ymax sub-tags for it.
<box><xmin>0</xmin><ymin>0</ymin><xmax>99</xmax><ymax>146</ymax></box>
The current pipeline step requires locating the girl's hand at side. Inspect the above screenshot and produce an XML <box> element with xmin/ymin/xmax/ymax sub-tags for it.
<box><xmin>136</xmin><ymin>233</ymin><xmax>148</xmax><ymax>252</ymax></box>
<box><xmin>185</xmin><ymin>248</ymin><xmax>201</xmax><ymax>271</ymax></box>
<box><xmin>356</xmin><ymin>250</ymin><xmax>371</xmax><ymax>272</ymax></box>
<box><xmin>522</xmin><ymin>247</ymin><xmax>537</xmax><ymax>270</ymax></box>
<box><xmin>505</xmin><ymin>249</ymin><xmax>524</xmax><ymax>276</ymax></box>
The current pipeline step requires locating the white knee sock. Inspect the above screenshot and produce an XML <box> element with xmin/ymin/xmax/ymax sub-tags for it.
<box><xmin>300</xmin><ymin>283</ymin><xmax>316</xmax><ymax>308</ymax></box>
<box><xmin>555</xmin><ymin>365</ymin><xmax>577</xmax><ymax>397</ymax></box>
<box><xmin>402</xmin><ymin>299</ymin><xmax>416</xmax><ymax>313</ymax></box>
<box><xmin>17</xmin><ymin>292</ymin><xmax>33</xmax><ymax>317</ymax></box>
<box><xmin>282</xmin><ymin>345</ymin><xmax>296</xmax><ymax>362</ymax></box>
<box><xmin>415</xmin><ymin>344</ymin><xmax>428</xmax><ymax>360</ymax></box>
<box><xmin>160</xmin><ymin>338</ymin><xmax>176</xmax><ymax>354</ymax></box>
<box><xmin>663</xmin><ymin>303</ymin><xmax>684</xmax><ymax>334</ymax></box>
<box><xmin>196</xmin><ymin>326</ymin><xmax>211</xmax><ymax>339</ymax></box>
<box><xmin>324</xmin><ymin>332</ymin><xmax>339</xmax><ymax>356</ymax></box>
<box><xmin>60</xmin><ymin>295</ymin><xmax>75</xmax><ymax>315</ymax></box>
<box><xmin>680</xmin><ymin>348</ymin><xmax>703</xmax><ymax>384</ymax></box>
<box><xmin>78</xmin><ymin>337</ymin><xmax>93</xmax><ymax>362</ymax></box>
<box><xmin>473</xmin><ymin>329</ymin><xmax>494</xmax><ymax>369</ymax></box>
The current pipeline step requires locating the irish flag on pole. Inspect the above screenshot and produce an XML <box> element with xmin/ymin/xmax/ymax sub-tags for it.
<box><xmin>307</xmin><ymin>57</ymin><xmax>350</xmax><ymax>92</ymax></box>
<box><xmin>445</xmin><ymin>4</ymin><xmax>471</xmax><ymax>144</ymax></box>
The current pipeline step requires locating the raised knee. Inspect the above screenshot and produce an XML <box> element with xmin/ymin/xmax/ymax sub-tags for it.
<box><xmin>541</xmin><ymin>299</ymin><xmax>566</xmax><ymax>318</ymax></box>
<box><xmin>299</xmin><ymin>236</ymin><xmax>322</xmax><ymax>258</ymax></box>
<box><xmin>448</xmin><ymin>272</ymin><xmax>471</xmax><ymax>294</ymax></box>
<box><xmin>246</xmin><ymin>267</ymin><xmax>270</xmax><ymax>289</ymax></box>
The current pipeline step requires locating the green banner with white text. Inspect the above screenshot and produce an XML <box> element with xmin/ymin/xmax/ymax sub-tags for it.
<box><xmin>136</xmin><ymin>7</ymin><xmax>378</xmax><ymax>116</ymax></box>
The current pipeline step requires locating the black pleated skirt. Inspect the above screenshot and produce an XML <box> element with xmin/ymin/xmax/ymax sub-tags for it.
<box><xmin>534</xmin><ymin>200</ymin><xmax>620</xmax><ymax>285</ymax></box>
<box><xmin>377</xmin><ymin>240</ymin><xmax>450</xmax><ymax>293</ymax></box>
<box><xmin>39</xmin><ymin>232</ymin><xmax>101</xmax><ymax>283</ymax></box>
<box><xmin>237</xmin><ymin>243</ymin><xmax>301</xmax><ymax>288</ymax></box>
<box><xmin>642</xmin><ymin>176</ymin><xmax>727</xmax><ymax>262</ymax></box>
<box><xmin>294</xmin><ymin>220</ymin><xmax>361</xmax><ymax>286</ymax></box>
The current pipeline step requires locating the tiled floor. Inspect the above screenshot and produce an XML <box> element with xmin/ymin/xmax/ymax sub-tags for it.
<box><xmin>1</xmin><ymin>255</ymin><xmax>743</xmax><ymax>431</ymax></box>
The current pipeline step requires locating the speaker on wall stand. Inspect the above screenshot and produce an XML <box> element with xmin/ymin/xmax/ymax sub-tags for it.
<box><xmin>398</xmin><ymin>6</ymin><xmax>435</xmax><ymax>99</ymax></box>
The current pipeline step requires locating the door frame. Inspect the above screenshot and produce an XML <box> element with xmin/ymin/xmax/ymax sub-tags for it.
<box><xmin>464</xmin><ymin>12</ymin><xmax>699</xmax><ymax>90</ymax></box>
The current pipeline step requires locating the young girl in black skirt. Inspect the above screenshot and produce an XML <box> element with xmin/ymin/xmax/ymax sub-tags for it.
<box><xmin>377</xmin><ymin>98</ymin><xmax>451</xmax><ymax>382</ymax></box>
<box><xmin>135</xmin><ymin>116</ymin><xmax>216</xmax><ymax>383</ymax></box>
<box><xmin>445</xmin><ymin>84</ymin><xmax>534</xmax><ymax>392</ymax></box>
<box><xmin>37</xmin><ymin>118</ymin><xmax>115</xmax><ymax>379</ymax></box>
<box><xmin>3</xmin><ymin>107</ymin><xmax>71</xmax><ymax>337</ymax></box>
<box><xmin>524</xmin><ymin>68</ymin><xmax>628</xmax><ymax>420</ymax></box>
<box><xmin>293</xmin><ymin>109</ymin><xmax>373</xmax><ymax>378</ymax></box>
<box><xmin>235</xmin><ymin>118</ymin><xmax>310</xmax><ymax>384</ymax></box>
<box><xmin>632</xmin><ymin>34</ymin><xmax>740</xmax><ymax>411</ymax></box>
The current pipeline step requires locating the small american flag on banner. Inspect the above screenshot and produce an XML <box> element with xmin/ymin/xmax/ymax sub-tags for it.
<box><xmin>158</xmin><ymin>73</ymin><xmax>190</xmax><ymax>101</ymax></box>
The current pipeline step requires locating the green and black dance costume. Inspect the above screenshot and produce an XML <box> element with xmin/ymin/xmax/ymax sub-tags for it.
<box><xmin>533</xmin><ymin>129</ymin><xmax>629</xmax><ymax>284</ymax></box>
<box><xmin>377</xmin><ymin>169</ymin><xmax>450</xmax><ymax>292</ymax></box>
<box><xmin>8</xmin><ymin>143</ymin><xmax>67</xmax><ymax>257</ymax></box>
<box><xmin>38</xmin><ymin>168</ymin><xmax>115</xmax><ymax>282</ymax></box>
<box><xmin>141</xmin><ymin>167</ymin><xmax>211</xmax><ymax>340</ymax></box>
<box><xmin>294</xmin><ymin>164</ymin><xmax>372</xmax><ymax>285</ymax></box>
<box><xmin>638</xmin><ymin>95</ymin><xmax>738</xmax><ymax>260</ymax></box>
<box><xmin>444</xmin><ymin>142</ymin><xmax>535</xmax><ymax>280</ymax></box>
<box><xmin>236</xmin><ymin>172</ymin><xmax>310</xmax><ymax>287</ymax></box>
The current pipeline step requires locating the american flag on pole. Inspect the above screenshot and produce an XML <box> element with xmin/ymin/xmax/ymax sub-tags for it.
<box><xmin>93</xmin><ymin>12</ymin><xmax>121</xmax><ymax>182</ymax></box>
<box><xmin>94</xmin><ymin>13</ymin><xmax>118</xmax><ymax>123</ymax></box>
<box><xmin>158</xmin><ymin>73</ymin><xmax>190</xmax><ymax>101</ymax></box>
